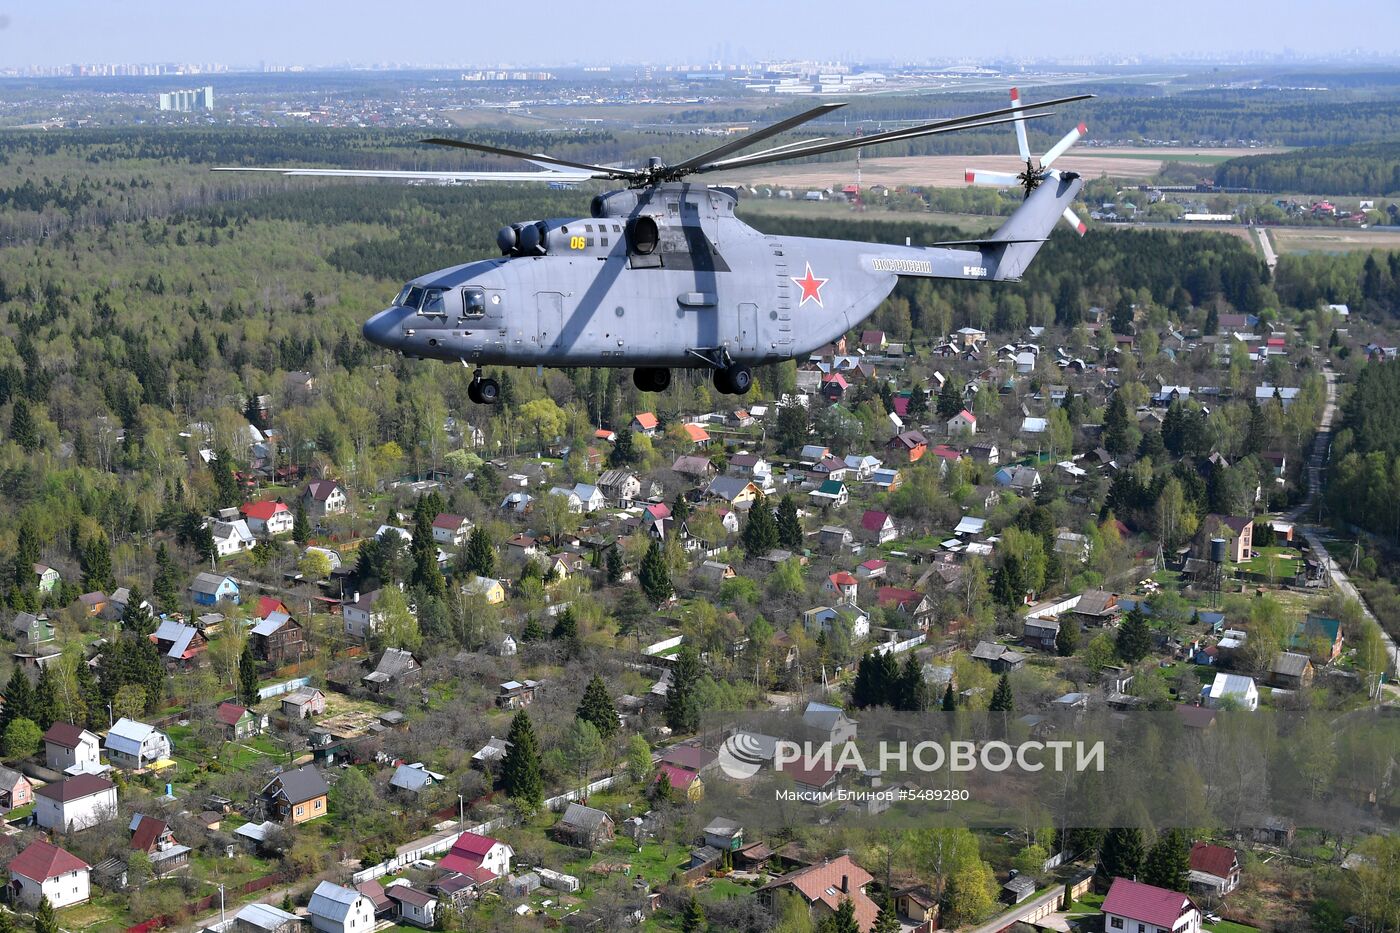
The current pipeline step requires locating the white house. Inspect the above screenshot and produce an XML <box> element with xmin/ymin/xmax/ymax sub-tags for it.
<box><xmin>802</xmin><ymin>605</ymin><xmax>870</xmax><ymax>643</ymax></box>
<box><xmin>571</xmin><ymin>483</ymin><xmax>606</xmax><ymax>513</ymax></box>
<box><xmin>42</xmin><ymin>723</ymin><xmax>103</xmax><ymax>775</ymax></box>
<box><xmin>241</xmin><ymin>500</ymin><xmax>295</xmax><ymax>537</ymax></box>
<box><xmin>1203</xmin><ymin>672</ymin><xmax>1259</xmax><ymax>711</ymax></box>
<box><xmin>1102</xmin><ymin>878</ymin><xmax>1201</xmax><ymax>933</ymax></box>
<box><xmin>302</xmin><ymin>479</ymin><xmax>348</xmax><ymax>518</ymax></box>
<box><xmin>548</xmin><ymin>486</ymin><xmax>583</xmax><ymax>512</ymax></box>
<box><xmin>209</xmin><ymin>518</ymin><xmax>256</xmax><ymax>557</ymax></box>
<box><xmin>947</xmin><ymin>409</ymin><xmax>977</xmax><ymax>435</ymax></box>
<box><xmin>36</xmin><ymin>774</ymin><xmax>118</xmax><ymax>833</ymax></box>
<box><xmin>439</xmin><ymin>831</ymin><xmax>514</xmax><ymax>879</ymax></box>
<box><xmin>342</xmin><ymin>589</ymin><xmax>387</xmax><ymax>641</ymax></box>
<box><xmin>8</xmin><ymin>840</ymin><xmax>90</xmax><ymax>909</ymax></box>
<box><xmin>309</xmin><ymin>881</ymin><xmax>377</xmax><ymax>933</ymax></box>
<box><xmin>431</xmin><ymin>514</ymin><xmax>471</xmax><ymax>547</ymax></box>
<box><xmin>104</xmin><ymin>718</ymin><xmax>172</xmax><ymax>770</ymax></box>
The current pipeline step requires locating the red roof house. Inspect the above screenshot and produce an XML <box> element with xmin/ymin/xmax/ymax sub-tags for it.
<box><xmin>1102</xmin><ymin>878</ymin><xmax>1200</xmax><ymax>933</ymax></box>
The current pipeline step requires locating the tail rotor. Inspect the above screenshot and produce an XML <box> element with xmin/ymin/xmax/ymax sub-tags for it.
<box><xmin>966</xmin><ymin>88</ymin><xmax>1090</xmax><ymax>237</ymax></box>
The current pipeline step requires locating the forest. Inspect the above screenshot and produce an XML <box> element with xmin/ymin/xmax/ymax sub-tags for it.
<box><xmin>1214</xmin><ymin>140</ymin><xmax>1400</xmax><ymax>195</ymax></box>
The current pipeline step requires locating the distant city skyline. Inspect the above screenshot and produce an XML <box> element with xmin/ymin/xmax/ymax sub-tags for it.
<box><xmin>2</xmin><ymin>0</ymin><xmax>1399</xmax><ymax>71</ymax></box>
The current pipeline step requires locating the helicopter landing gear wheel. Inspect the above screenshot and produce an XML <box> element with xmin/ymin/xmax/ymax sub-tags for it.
<box><xmin>714</xmin><ymin>365</ymin><xmax>751</xmax><ymax>396</ymax></box>
<box><xmin>468</xmin><ymin>382</ymin><xmax>483</xmax><ymax>404</ymax></box>
<box><xmin>633</xmin><ymin>367</ymin><xmax>671</xmax><ymax>393</ymax></box>
<box><xmin>476</xmin><ymin>377</ymin><xmax>500</xmax><ymax>404</ymax></box>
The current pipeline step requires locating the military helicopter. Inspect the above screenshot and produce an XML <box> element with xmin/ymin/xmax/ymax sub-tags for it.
<box><xmin>217</xmin><ymin>89</ymin><xmax>1092</xmax><ymax>403</ymax></box>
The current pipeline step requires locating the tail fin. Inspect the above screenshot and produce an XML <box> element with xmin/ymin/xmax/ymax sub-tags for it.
<box><xmin>936</xmin><ymin>173</ymin><xmax>1084</xmax><ymax>281</ymax></box>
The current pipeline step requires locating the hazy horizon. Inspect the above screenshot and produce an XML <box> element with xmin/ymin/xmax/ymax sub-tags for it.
<box><xmin>3</xmin><ymin>0</ymin><xmax>1399</xmax><ymax>69</ymax></box>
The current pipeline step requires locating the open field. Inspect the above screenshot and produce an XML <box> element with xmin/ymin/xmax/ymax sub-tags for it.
<box><xmin>1270</xmin><ymin>225</ymin><xmax>1400</xmax><ymax>253</ymax></box>
<box><xmin>709</xmin><ymin>148</ymin><xmax>1280</xmax><ymax>190</ymax></box>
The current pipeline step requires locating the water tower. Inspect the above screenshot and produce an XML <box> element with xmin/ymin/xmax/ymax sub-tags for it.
<box><xmin>1208</xmin><ymin>537</ymin><xmax>1227</xmax><ymax>607</ymax></box>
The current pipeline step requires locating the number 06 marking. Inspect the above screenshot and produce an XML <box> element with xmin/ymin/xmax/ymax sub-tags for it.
<box><xmin>569</xmin><ymin>236</ymin><xmax>586</xmax><ymax>250</ymax></box>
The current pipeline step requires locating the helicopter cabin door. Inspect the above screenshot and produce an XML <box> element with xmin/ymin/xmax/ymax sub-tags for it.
<box><xmin>737</xmin><ymin>302</ymin><xmax>758</xmax><ymax>353</ymax></box>
<box><xmin>536</xmin><ymin>292</ymin><xmax>564</xmax><ymax>353</ymax></box>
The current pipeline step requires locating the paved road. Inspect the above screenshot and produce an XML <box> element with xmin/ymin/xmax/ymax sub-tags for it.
<box><xmin>1255</xmin><ymin>226</ymin><xmax>1278</xmax><ymax>270</ymax></box>
<box><xmin>967</xmin><ymin>886</ymin><xmax>1065</xmax><ymax>933</ymax></box>
<box><xmin>1289</xmin><ymin>367</ymin><xmax>1400</xmax><ymax>687</ymax></box>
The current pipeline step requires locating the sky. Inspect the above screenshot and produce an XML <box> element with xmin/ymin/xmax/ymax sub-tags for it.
<box><xmin>2</xmin><ymin>0</ymin><xmax>1398</xmax><ymax>68</ymax></box>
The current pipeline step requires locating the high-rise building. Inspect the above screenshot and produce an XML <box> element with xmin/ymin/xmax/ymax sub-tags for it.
<box><xmin>158</xmin><ymin>86</ymin><xmax>214</xmax><ymax>112</ymax></box>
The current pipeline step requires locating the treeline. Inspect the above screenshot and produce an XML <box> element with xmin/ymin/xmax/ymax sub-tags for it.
<box><xmin>1327</xmin><ymin>362</ymin><xmax>1400</xmax><ymax>542</ymax></box>
<box><xmin>1275</xmin><ymin>251</ymin><xmax>1400</xmax><ymax>316</ymax></box>
<box><xmin>1215</xmin><ymin>140</ymin><xmax>1400</xmax><ymax>195</ymax></box>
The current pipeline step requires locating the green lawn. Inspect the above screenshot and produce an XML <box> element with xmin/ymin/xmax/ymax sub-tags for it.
<box><xmin>1205</xmin><ymin>920</ymin><xmax>1260</xmax><ymax>933</ymax></box>
<box><xmin>1066</xmin><ymin>892</ymin><xmax>1105</xmax><ymax>916</ymax></box>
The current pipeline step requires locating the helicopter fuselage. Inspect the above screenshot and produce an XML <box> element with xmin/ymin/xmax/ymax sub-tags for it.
<box><xmin>361</xmin><ymin>182</ymin><xmax>1004</xmax><ymax>371</ymax></box>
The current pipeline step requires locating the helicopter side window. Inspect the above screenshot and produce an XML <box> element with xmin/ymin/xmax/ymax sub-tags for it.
<box><xmin>393</xmin><ymin>285</ymin><xmax>411</xmax><ymax>307</ymax></box>
<box><xmin>462</xmin><ymin>288</ymin><xmax>486</xmax><ymax>319</ymax></box>
<box><xmin>404</xmin><ymin>286</ymin><xmax>425</xmax><ymax>310</ymax></box>
<box><xmin>420</xmin><ymin>288</ymin><xmax>446</xmax><ymax>316</ymax></box>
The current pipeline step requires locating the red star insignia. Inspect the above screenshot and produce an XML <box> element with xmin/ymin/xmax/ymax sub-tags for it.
<box><xmin>791</xmin><ymin>262</ymin><xmax>828</xmax><ymax>307</ymax></box>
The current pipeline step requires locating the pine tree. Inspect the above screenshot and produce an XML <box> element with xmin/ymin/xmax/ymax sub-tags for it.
<box><xmin>1143</xmin><ymin>828</ymin><xmax>1190</xmax><ymax>892</ymax></box>
<box><xmin>34</xmin><ymin>896</ymin><xmax>60</xmax><ymax>933</ymax></box>
<box><xmin>639</xmin><ymin>539</ymin><xmax>673</xmax><ymax>604</ymax></box>
<box><xmin>8</xmin><ymin>398</ymin><xmax>39</xmax><ymax>451</ymax></box>
<box><xmin>671</xmin><ymin>493</ymin><xmax>690</xmax><ymax>525</ymax></box>
<box><xmin>152</xmin><ymin>543</ymin><xmax>180</xmax><ymax>612</ymax></box>
<box><xmin>681</xmin><ymin>896</ymin><xmax>707</xmax><ymax>933</ymax></box>
<box><xmin>1</xmin><ymin>668</ymin><xmax>34</xmax><ymax>733</ymax></box>
<box><xmin>742</xmin><ymin>495</ymin><xmax>779</xmax><ymax>556</ymax></box>
<box><xmin>576</xmin><ymin>675</ymin><xmax>619</xmax><ymax>739</ymax></box>
<box><xmin>1104</xmin><ymin>393</ymin><xmax>1133</xmax><ymax>456</ymax></box>
<box><xmin>81</xmin><ymin>533</ymin><xmax>114</xmax><ymax>593</ymax></box>
<box><xmin>989</xmin><ymin>673</ymin><xmax>1015</xmax><ymax>712</ymax></box>
<box><xmin>775</xmin><ymin>494</ymin><xmax>804</xmax><ymax>550</ymax></box>
<box><xmin>609</xmin><ymin>429</ymin><xmax>636</xmax><ymax>468</ymax></box>
<box><xmin>823</xmin><ymin>897</ymin><xmax>861</xmax><ymax>933</ymax></box>
<box><xmin>211</xmin><ymin>449</ymin><xmax>240</xmax><ymax>510</ymax></box>
<box><xmin>238</xmin><ymin>642</ymin><xmax>260</xmax><ymax>707</ymax></box>
<box><xmin>605</xmin><ymin>544</ymin><xmax>623</xmax><ymax>584</ymax></box>
<box><xmin>121</xmin><ymin>587</ymin><xmax>155</xmax><ymax>637</ymax></box>
<box><xmin>1116</xmin><ymin>606</ymin><xmax>1152</xmax><ymax>664</ymax></box>
<box><xmin>1056</xmin><ymin>617</ymin><xmax>1080</xmax><ymax>657</ymax></box>
<box><xmin>522</xmin><ymin>615</ymin><xmax>545</xmax><ymax>641</ymax></box>
<box><xmin>1100</xmin><ymin>827</ymin><xmax>1146</xmax><ymax>882</ymax></box>
<box><xmin>942</xmin><ymin>682</ymin><xmax>957</xmax><ymax>711</ymax></box>
<box><xmin>463</xmin><ymin>527</ymin><xmax>495</xmax><ymax>578</ymax></box>
<box><xmin>501</xmin><ymin>710</ymin><xmax>544</xmax><ymax>810</ymax></box>
<box><xmin>851</xmin><ymin>654</ymin><xmax>884</xmax><ymax>709</ymax></box>
<box><xmin>12</xmin><ymin>519</ymin><xmax>40</xmax><ymax>591</ymax></box>
<box><xmin>409</xmin><ymin>497</ymin><xmax>446</xmax><ymax>598</ymax></box>
<box><xmin>935</xmin><ymin>379</ymin><xmax>961</xmax><ymax>419</ymax></box>
<box><xmin>551</xmin><ymin>607</ymin><xmax>579</xmax><ymax>641</ymax></box>
<box><xmin>872</xmin><ymin>895</ymin><xmax>901</xmax><ymax>933</ymax></box>
<box><xmin>32</xmin><ymin>666</ymin><xmax>57</xmax><ymax>731</ymax></box>
<box><xmin>664</xmin><ymin>644</ymin><xmax>702</xmax><ymax>734</ymax></box>
<box><xmin>897</xmin><ymin>652</ymin><xmax>929</xmax><ymax>711</ymax></box>
<box><xmin>293</xmin><ymin>497</ymin><xmax>310</xmax><ymax>546</ymax></box>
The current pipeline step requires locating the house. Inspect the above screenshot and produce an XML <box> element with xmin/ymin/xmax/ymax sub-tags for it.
<box><xmin>856</xmin><ymin>558</ymin><xmax>887</xmax><ymax>581</ymax></box>
<box><xmin>597</xmin><ymin>469</ymin><xmax>642</xmax><ymax>505</ymax></box>
<box><xmin>1254</xmin><ymin>384</ymin><xmax>1300</xmax><ymax>409</ymax></box>
<box><xmin>262</xmin><ymin>765</ymin><xmax>329</xmax><ymax>824</ymax></box>
<box><xmin>301</xmin><ymin>479</ymin><xmax>348</xmax><ymax>518</ymax></box>
<box><xmin>970</xmin><ymin>641</ymin><xmax>1027</xmax><ymax>673</ymax></box>
<box><xmin>808</xmin><ymin>480</ymin><xmax>848</xmax><ymax>508</ymax></box>
<box><xmin>35</xmin><ymin>774</ymin><xmax>118</xmax><ymax>832</ymax></box>
<box><xmin>363</xmin><ymin>648</ymin><xmax>422</xmax><ymax>693</ymax></box>
<box><xmin>1072</xmin><ymin>590</ymin><xmax>1121</xmax><ymax>626</ymax></box>
<box><xmin>8</xmin><ymin>840</ymin><xmax>89</xmax><ymax>909</ymax></box>
<box><xmin>1268</xmin><ymin>652</ymin><xmax>1314</xmax><ymax>690</ymax></box>
<box><xmin>1102</xmin><ymin>877</ymin><xmax>1201</xmax><ymax>933</ymax></box>
<box><xmin>706</xmin><ymin>475</ymin><xmax>760</xmax><ymax>507</ymax></box>
<box><xmin>1290</xmin><ymin>614</ymin><xmax>1344</xmax><ymax>663</ymax></box>
<box><xmin>803</xmin><ymin>701</ymin><xmax>859</xmax><ymax>745</ymax></box>
<box><xmin>699</xmin><ymin>560</ymin><xmax>737</xmax><ymax>582</ymax></box>
<box><xmin>104</xmin><ymin>718</ymin><xmax>172</xmax><ymax>771</ymax></box>
<box><xmin>440</xmin><ymin>831</ymin><xmax>513</xmax><ymax>879</ymax></box>
<box><xmin>281</xmin><ymin>687</ymin><xmax>327</xmax><ymax>719</ymax></box>
<box><xmin>554</xmin><ymin>803</ymin><xmax>615</xmax><ymax>850</ymax></box>
<box><xmin>1004</xmin><ymin>874</ymin><xmax>1036</xmax><ymax>904</ymax></box>
<box><xmin>876</xmin><ymin>587</ymin><xmax>933</xmax><ymax>627</ymax></box>
<box><xmin>1203</xmin><ymin>514</ymin><xmax>1253</xmax><ymax>563</ymax></box>
<box><xmin>32</xmin><ymin>563</ymin><xmax>60</xmax><ymax>594</ymax></box>
<box><xmin>356</xmin><ymin>881</ymin><xmax>394</xmax><ymax>921</ymax></box>
<box><xmin>0</xmin><ymin>766</ymin><xmax>32</xmax><ymax>811</ymax></box>
<box><xmin>948</xmin><ymin>409</ymin><xmax>977</xmax><ymax>435</ymax></box>
<box><xmin>342</xmin><ymin>589</ymin><xmax>387</xmax><ymax>641</ymax></box>
<box><xmin>462</xmin><ymin>575</ymin><xmax>506</xmax><ymax>605</ymax></box>
<box><xmin>823</xmin><ymin>571</ymin><xmax>859</xmax><ymax>604</ymax></box>
<box><xmin>11</xmin><ymin>611</ymin><xmax>55</xmax><ymax>646</ymax></box>
<box><xmin>681</xmin><ymin>423</ymin><xmax>711</xmax><ymax>445</ymax></box>
<box><xmin>390</xmin><ymin>762</ymin><xmax>445</xmax><ymax>795</ymax></box>
<box><xmin>189</xmin><ymin>572</ymin><xmax>239</xmax><ymax>606</ymax></box>
<box><xmin>232</xmin><ymin>902</ymin><xmax>302</xmax><ymax>933</ymax></box>
<box><xmin>1021</xmin><ymin>416</ymin><xmax>1048</xmax><ymax>435</ymax></box>
<box><xmin>886</xmin><ymin>430</ymin><xmax>928</xmax><ymax>462</ymax></box>
<box><xmin>386</xmin><ymin>884</ymin><xmax>438</xmax><ymax>928</ymax></box>
<box><xmin>895</xmin><ymin>885</ymin><xmax>939</xmax><ymax>928</ymax></box>
<box><xmin>803</xmin><ymin>605</ymin><xmax>870</xmax><ymax>643</ymax></box>
<box><xmin>77</xmin><ymin>591</ymin><xmax>108</xmax><ymax>616</ymax></box>
<box><xmin>252</xmin><ymin>611</ymin><xmax>307</xmax><ymax>666</ymax></box>
<box><xmin>1022</xmin><ymin>617</ymin><xmax>1060</xmax><ymax>651</ymax></box>
<box><xmin>1188</xmin><ymin>843</ymin><xmax>1241</xmax><ymax>896</ymax></box>
<box><xmin>210</xmin><ymin>518</ymin><xmax>257</xmax><ymax>556</ymax></box>
<box><xmin>1056</xmin><ymin>531</ymin><xmax>1091</xmax><ymax>562</ymax></box>
<box><xmin>216</xmin><ymin>702</ymin><xmax>262</xmax><ymax>741</ymax></box>
<box><xmin>819</xmin><ymin>525</ymin><xmax>854</xmax><ymax>552</ymax></box>
<box><xmin>43</xmin><ymin>723</ymin><xmax>102</xmax><ymax>775</ymax></box>
<box><xmin>728</xmin><ymin>453</ymin><xmax>774</xmax><ymax>487</ymax></box>
<box><xmin>859</xmin><ymin>510</ymin><xmax>897</xmax><ymax>544</ymax></box>
<box><xmin>548</xmin><ymin>486</ymin><xmax>583</xmax><ymax>512</ymax></box>
<box><xmin>151</xmin><ymin>619</ymin><xmax>208</xmax><ymax>667</ymax></box>
<box><xmin>967</xmin><ymin>442</ymin><xmax>1000</xmax><ymax>465</ymax></box>
<box><xmin>654</xmin><ymin>763</ymin><xmax>704</xmax><ymax>802</ymax></box>
<box><xmin>310</xmin><ymin>881</ymin><xmax>377</xmax><ymax>933</ymax></box>
<box><xmin>955</xmin><ymin>326</ymin><xmax>986</xmax><ymax>348</ymax></box>
<box><xmin>630</xmin><ymin>412</ymin><xmax>659</xmax><ymax>436</ymax></box>
<box><xmin>758</xmin><ymin>855</ymin><xmax>878</xmax><ymax>933</ymax></box>
<box><xmin>431</xmin><ymin>514</ymin><xmax>471</xmax><ymax>547</ymax></box>
<box><xmin>994</xmin><ymin>466</ymin><xmax>1042</xmax><ymax>495</ymax></box>
<box><xmin>1203</xmin><ymin>672</ymin><xmax>1259</xmax><ymax>711</ymax></box>
<box><xmin>241</xmin><ymin>499</ymin><xmax>295</xmax><ymax>537</ymax></box>
<box><xmin>129</xmin><ymin>813</ymin><xmax>192</xmax><ymax>876</ymax></box>
<box><xmin>702</xmin><ymin>817</ymin><xmax>744</xmax><ymax>852</ymax></box>
<box><xmin>496</xmin><ymin>679</ymin><xmax>540</xmax><ymax>710</ymax></box>
<box><xmin>844</xmin><ymin>454</ymin><xmax>881</xmax><ymax>480</ymax></box>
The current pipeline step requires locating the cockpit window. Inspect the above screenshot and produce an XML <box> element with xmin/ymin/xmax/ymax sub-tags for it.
<box><xmin>462</xmin><ymin>288</ymin><xmax>486</xmax><ymax>319</ymax></box>
<box><xmin>394</xmin><ymin>285</ymin><xmax>411</xmax><ymax>306</ymax></box>
<box><xmin>403</xmin><ymin>286</ymin><xmax>425</xmax><ymax>310</ymax></box>
<box><xmin>421</xmin><ymin>288</ymin><xmax>445</xmax><ymax>316</ymax></box>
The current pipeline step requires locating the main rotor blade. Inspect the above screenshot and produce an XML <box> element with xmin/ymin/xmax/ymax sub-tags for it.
<box><xmin>665</xmin><ymin>102</ymin><xmax>847</xmax><ymax>175</ymax></box>
<box><xmin>1009</xmin><ymin>87</ymin><xmax>1032</xmax><ymax>163</ymax></box>
<box><xmin>211</xmin><ymin>167</ymin><xmax>604</xmax><ymax>182</ymax></box>
<box><xmin>698</xmin><ymin>112</ymin><xmax>1053</xmax><ymax>174</ymax></box>
<box><xmin>1062</xmin><ymin>206</ymin><xmax>1088</xmax><ymax>236</ymax></box>
<box><xmin>1041</xmin><ymin>122</ymin><xmax>1087</xmax><ymax>169</ymax></box>
<box><xmin>420</xmin><ymin>137</ymin><xmax>642</xmax><ymax>180</ymax></box>
<box><xmin>965</xmin><ymin>168</ymin><xmax>1023</xmax><ymax>187</ymax></box>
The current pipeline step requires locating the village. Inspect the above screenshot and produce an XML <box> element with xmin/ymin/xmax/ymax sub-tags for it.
<box><xmin>0</xmin><ymin>296</ymin><xmax>1394</xmax><ymax>933</ymax></box>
